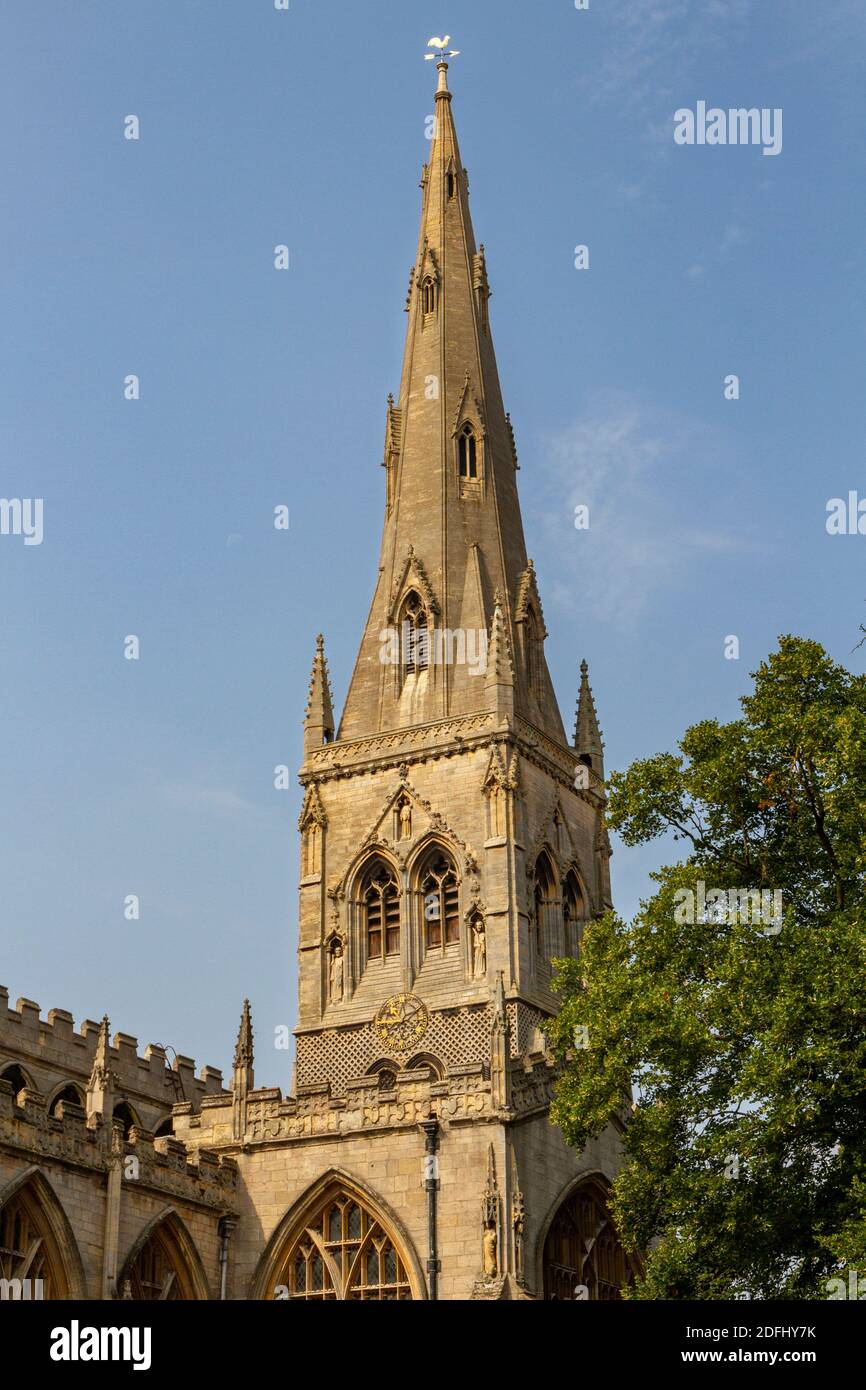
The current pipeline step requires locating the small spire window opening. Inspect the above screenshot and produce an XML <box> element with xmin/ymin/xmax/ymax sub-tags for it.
<box><xmin>363</xmin><ymin>861</ymin><xmax>401</xmax><ymax>962</ymax></box>
<box><xmin>421</xmin><ymin>853</ymin><xmax>460</xmax><ymax>949</ymax></box>
<box><xmin>447</xmin><ymin>171</ymin><xmax>455</xmax><ymax>199</ymax></box>
<box><xmin>458</xmin><ymin>424</ymin><xmax>477</xmax><ymax>480</ymax></box>
<box><xmin>421</xmin><ymin>277</ymin><xmax>437</xmax><ymax>315</ymax></box>
<box><xmin>400</xmin><ymin>592</ymin><xmax>430</xmax><ymax>678</ymax></box>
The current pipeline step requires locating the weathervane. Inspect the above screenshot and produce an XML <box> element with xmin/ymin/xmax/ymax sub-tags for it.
<box><xmin>424</xmin><ymin>34</ymin><xmax>460</xmax><ymax>63</ymax></box>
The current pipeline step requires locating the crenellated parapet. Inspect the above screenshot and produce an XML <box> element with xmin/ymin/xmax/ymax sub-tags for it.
<box><xmin>0</xmin><ymin>986</ymin><xmax>228</xmax><ymax>1121</ymax></box>
<box><xmin>0</xmin><ymin>1078</ymin><xmax>237</xmax><ymax>1212</ymax></box>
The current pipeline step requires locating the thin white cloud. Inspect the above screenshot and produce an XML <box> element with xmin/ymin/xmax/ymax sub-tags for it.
<box><xmin>579</xmin><ymin>0</ymin><xmax>751</xmax><ymax>110</ymax></box>
<box><xmin>531</xmin><ymin>396</ymin><xmax>754</xmax><ymax>626</ymax></box>
<box><xmin>159</xmin><ymin>782</ymin><xmax>272</xmax><ymax>824</ymax></box>
<box><xmin>683</xmin><ymin>219</ymin><xmax>749</xmax><ymax>280</ymax></box>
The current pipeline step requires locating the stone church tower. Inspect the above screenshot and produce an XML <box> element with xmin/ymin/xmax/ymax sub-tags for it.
<box><xmin>0</xmin><ymin>61</ymin><xmax>632</xmax><ymax>1303</ymax></box>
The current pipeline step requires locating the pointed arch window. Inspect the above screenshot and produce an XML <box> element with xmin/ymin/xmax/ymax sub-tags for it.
<box><xmin>48</xmin><ymin>1084</ymin><xmax>84</xmax><ymax>1118</ymax></box>
<box><xmin>419</xmin><ymin>850</ymin><xmax>460</xmax><ymax>949</ymax></box>
<box><xmin>0</xmin><ymin>1184</ymin><xmax>71</xmax><ymax>1299</ymax></box>
<box><xmin>266</xmin><ymin>1187</ymin><xmax>413</xmax><ymax>1301</ymax></box>
<box><xmin>399</xmin><ymin>591</ymin><xmax>430</xmax><ymax>679</ymax></box>
<box><xmin>125</xmin><ymin>1231</ymin><xmax>184</xmax><ymax>1300</ymax></box>
<box><xmin>533</xmin><ymin>852</ymin><xmax>557</xmax><ymax>962</ymax></box>
<box><xmin>562</xmin><ymin>869</ymin><xmax>587</xmax><ymax>957</ymax></box>
<box><xmin>543</xmin><ymin>1180</ymin><xmax>638</xmax><ymax>1300</ymax></box>
<box><xmin>362</xmin><ymin>860</ymin><xmax>401</xmax><ymax>962</ymax></box>
<box><xmin>0</xmin><ymin>1064</ymin><xmax>30</xmax><ymax>1101</ymax></box>
<box><xmin>113</xmin><ymin>1102</ymin><xmax>137</xmax><ymax>1140</ymax></box>
<box><xmin>458</xmin><ymin>423</ymin><xmax>478</xmax><ymax>480</ymax></box>
<box><xmin>120</xmin><ymin>1217</ymin><xmax>204</xmax><ymax>1301</ymax></box>
<box><xmin>421</xmin><ymin>277</ymin><xmax>437</xmax><ymax>316</ymax></box>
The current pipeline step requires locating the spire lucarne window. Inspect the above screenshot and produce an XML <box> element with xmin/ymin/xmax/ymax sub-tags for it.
<box><xmin>400</xmin><ymin>591</ymin><xmax>429</xmax><ymax>679</ymax></box>
<box><xmin>458</xmin><ymin>423</ymin><xmax>477</xmax><ymax>479</ymax></box>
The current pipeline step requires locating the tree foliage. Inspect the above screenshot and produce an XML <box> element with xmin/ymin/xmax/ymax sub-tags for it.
<box><xmin>549</xmin><ymin>637</ymin><xmax>866</xmax><ymax>1299</ymax></box>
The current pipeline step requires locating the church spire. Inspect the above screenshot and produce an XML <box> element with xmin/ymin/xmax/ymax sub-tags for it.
<box><xmin>303</xmin><ymin>634</ymin><xmax>335</xmax><ymax>756</ymax></box>
<box><xmin>574</xmin><ymin>659</ymin><xmax>605</xmax><ymax>783</ymax></box>
<box><xmin>336</xmin><ymin>61</ymin><xmax>567</xmax><ymax>747</ymax></box>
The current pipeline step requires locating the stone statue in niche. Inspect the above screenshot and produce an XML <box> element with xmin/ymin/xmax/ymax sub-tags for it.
<box><xmin>481</xmin><ymin>1144</ymin><xmax>499</xmax><ymax>1280</ymax></box>
<box><xmin>482</xmin><ymin>1223</ymin><xmax>498</xmax><ymax>1280</ymax></box>
<box><xmin>472</xmin><ymin>916</ymin><xmax>486</xmax><ymax>980</ymax></box>
<box><xmin>328</xmin><ymin>942</ymin><xmax>344</xmax><ymax>1004</ymax></box>
<box><xmin>399</xmin><ymin>800</ymin><xmax>412</xmax><ymax>840</ymax></box>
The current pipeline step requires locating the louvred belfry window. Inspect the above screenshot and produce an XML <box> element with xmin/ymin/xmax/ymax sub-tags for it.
<box><xmin>400</xmin><ymin>591</ymin><xmax>429</xmax><ymax>678</ymax></box>
<box><xmin>363</xmin><ymin>861</ymin><xmax>400</xmax><ymax>961</ymax></box>
<box><xmin>421</xmin><ymin>852</ymin><xmax>460</xmax><ymax>949</ymax></box>
<box><xmin>533</xmin><ymin>852</ymin><xmax>556</xmax><ymax>960</ymax></box>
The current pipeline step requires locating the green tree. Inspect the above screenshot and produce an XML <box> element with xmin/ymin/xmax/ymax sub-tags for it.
<box><xmin>549</xmin><ymin>637</ymin><xmax>866</xmax><ymax>1299</ymax></box>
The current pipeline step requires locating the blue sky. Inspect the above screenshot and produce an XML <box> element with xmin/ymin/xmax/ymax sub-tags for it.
<box><xmin>1</xmin><ymin>1</ymin><xmax>863</xmax><ymax>1090</ymax></box>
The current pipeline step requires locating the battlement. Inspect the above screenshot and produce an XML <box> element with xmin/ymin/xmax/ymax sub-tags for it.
<box><xmin>0</xmin><ymin>1079</ymin><xmax>237</xmax><ymax>1211</ymax></box>
<box><xmin>0</xmin><ymin>985</ymin><xmax>227</xmax><ymax>1118</ymax></box>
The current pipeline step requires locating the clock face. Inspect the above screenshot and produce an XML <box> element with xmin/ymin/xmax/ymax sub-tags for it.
<box><xmin>373</xmin><ymin>993</ymin><xmax>430</xmax><ymax>1052</ymax></box>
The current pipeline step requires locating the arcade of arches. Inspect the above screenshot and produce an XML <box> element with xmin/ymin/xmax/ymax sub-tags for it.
<box><xmin>0</xmin><ymin>1175</ymin><xmax>207</xmax><ymax>1302</ymax></box>
<box><xmin>1</xmin><ymin>1171</ymin><xmax>636</xmax><ymax>1300</ymax></box>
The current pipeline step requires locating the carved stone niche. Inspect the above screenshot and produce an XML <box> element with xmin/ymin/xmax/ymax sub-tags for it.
<box><xmin>325</xmin><ymin>933</ymin><xmax>346</xmax><ymax>1005</ymax></box>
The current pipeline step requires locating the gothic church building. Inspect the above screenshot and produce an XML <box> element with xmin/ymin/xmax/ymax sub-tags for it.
<box><xmin>0</xmin><ymin>63</ymin><xmax>634</xmax><ymax>1302</ymax></box>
